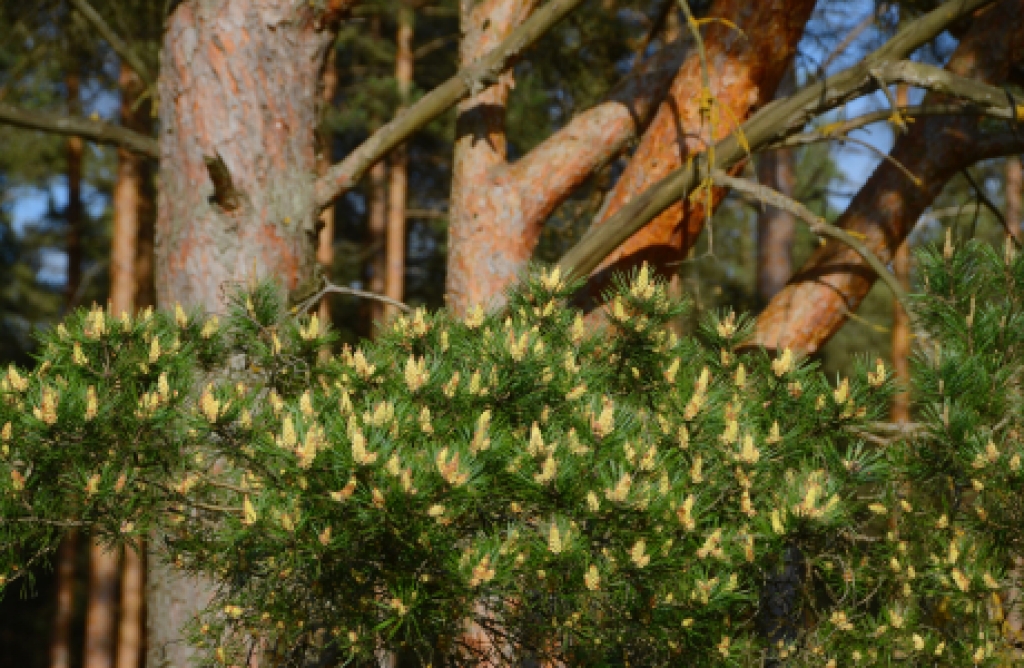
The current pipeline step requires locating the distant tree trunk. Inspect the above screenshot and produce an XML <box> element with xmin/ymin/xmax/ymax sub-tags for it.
<box><xmin>368</xmin><ymin>158</ymin><xmax>388</xmax><ymax>328</ymax></box>
<box><xmin>385</xmin><ymin>3</ymin><xmax>414</xmax><ymax>320</ymax></box>
<box><xmin>891</xmin><ymin>85</ymin><xmax>911</xmax><ymax>425</ymax></box>
<box><xmin>48</xmin><ymin>530</ymin><xmax>78</xmax><ymax>668</ymax></box>
<box><xmin>83</xmin><ymin>541</ymin><xmax>118</xmax><ymax>668</ymax></box>
<box><xmin>757</xmin><ymin>70</ymin><xmax>797</xmax><ymax>306</ymax></box>
<box><xmin>149</xmin><ymin>2</ymin><xmax>347</xmax><ymax>665</ymax></box>
<box><xmin>65</xmin><ymin>73</ymin><xmax>84</xmax><ymax>305</ymax></box>
<box><xmin>1007</xmin><ymin>156</ymin><xmax>1022</xmax><ymax>236</ymax></box>
<box><xmin>112</xmin><ymin>61</ymin><xmax>151</xmax><ymax>668</ymax></box>
<box><xmin>582</xmin><ymin>0</ymin><xmax>817</xmax><ymax>301</ymax></box>
<box><xmin>752</xmin><ymin>0</ymin><xmax>1024</xmax><ymax>354</ymax></box>
<box><xmin>318</xmin><ymin>48</ymin><xmax>339</xmax><ymax>326</ymax></box>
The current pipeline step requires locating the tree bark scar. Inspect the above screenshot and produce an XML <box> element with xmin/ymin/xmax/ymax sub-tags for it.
<box><xmin>204</xmin><ymin>152</ymin><xmax>243</xmax><ymax>211</ymax></box>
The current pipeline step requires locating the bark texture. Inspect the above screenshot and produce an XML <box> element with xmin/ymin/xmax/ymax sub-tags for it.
<box><xmin>757</xmin><ymin>69</ymin><xmax>797</xmax><ymax>306</ymax></box>
<box><xmin>318</xmin><ymin>48</ymin><xmax>339</xmax><ymax>325</ymax></box>
<box><xmin>368</xmin><ymin>158</ymin><xmax>387</xmax><ymax>327</ymax></box>
<box><xmin>445</xmin><ymin>2</ymin><xmax>691</xmax><ymax>313</ymax></box>
<box><xmin>891</xmin><ymin>85</ymin><xmax>911</xmax><ymax>425</ymax></box>
<box><xmin>752</xmin><ymin>0</ymin><xmax>1024</xmax><ymax>354</ymax></box>
<box><xmin>150</xmin><ymin>2</ymin><xmax>344</xmax><ymax>666</ymax></box>
<box><xmin>583</xmin><ymin>0</ymin><xmax>817</xmax><ymax>299</ymax></box>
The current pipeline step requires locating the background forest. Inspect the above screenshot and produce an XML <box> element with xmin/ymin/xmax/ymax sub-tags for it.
<box><xmin>0</xmin><ymin>0</ymin><xmax>1021</xmax><ymax>666</ymax></box>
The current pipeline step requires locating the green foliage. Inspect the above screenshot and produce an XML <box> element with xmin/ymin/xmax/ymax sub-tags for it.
<box><xmin>2</xmin><ymin>250</ymin><xmax>1024</xmax><ymax>666</ymax></box>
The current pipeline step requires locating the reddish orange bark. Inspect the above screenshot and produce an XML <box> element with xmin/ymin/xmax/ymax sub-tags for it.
<box><xmin>446</xmin><ymin>0</ymin><xmax>690</xmax><ymax>313</ymax></box>
<box><xmin>583</xmin><ymin>0</ymin><xmax>817</xmax><ymax>300</ymax></box>
<box><xmin>83</xmin><ymin>542</ymin><xmax>118</xmax><ymax>668</ymax></box>
<box><xmin>368</xmin><ymin>158</ymin><xmax>387</xmax><ymax>327</ymax></box>
<box><xmin>151</xmin><ymin>2</ymin><xmax>348</xmax><ymax>665</ymax></box>
<box><xmin>891</xmin><ymin>85</ymin><xmax>911</xmax><ymax>425</ymax></box>
<box><xmin>752</xmin><ymin>0</ymin><xmax>1024</xmax><ymax>354</ymax></box>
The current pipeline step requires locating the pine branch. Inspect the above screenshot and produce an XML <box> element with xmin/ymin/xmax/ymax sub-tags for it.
<box><xmin>69</xmin><ymin>0</ymin><xmax>154</xmax><ymax>88</ymax></box>
<box><xmin>555</xmin><ymin>0</ymin><xmax>999</xmax><ymax>279</ymax></box>
<box><xmin>0</xmin><ymin>103</ymin><xmax>159</xmax><ymax>156</ymax></box>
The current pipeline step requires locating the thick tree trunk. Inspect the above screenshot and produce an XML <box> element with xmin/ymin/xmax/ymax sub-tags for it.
<box><xmin>150</xmin><ymin>2</ymin><xmax>343</xmax><ymax>666</ymax></box>
<box><xmin>752</xmin><ymin>0</ymin><xmax>1024</xmax><ymax>354</ymax></box>
<box><xmin>582</xmin><ymin>0</ymin><xmax>817</xmax><ymax>300</ymax></box>
<box><xmin>385</xmin><ymin>3</ymin><xmax>413</xmax><ymax>320</ymax></box>
<box><xmin>445</xmin><ymin>0</ymin><xmax>689</xmax><ymax>314</ymax></box>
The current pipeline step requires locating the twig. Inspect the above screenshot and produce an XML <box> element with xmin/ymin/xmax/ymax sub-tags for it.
<box><xmin>961</xmin><ymin>168</ymin><xmax>1020</xmax><ymax>245</ymax></box>
<box><xmin>296</xmin><ymin>281</ymin><xmax>411</xmax><ymax>316</ymax></box>
<box><xmin>0</xmin><ymin>102</ymin><xmax>159</xmax><ymax>156</ymax></box>
<box><xmin>69</xmin><ymin>0</ymin><xmax>155</xmax><ymax>87</ymax></box>
<box><xmin>710</xmin><ymin>169</ymin><xmax>914</xmax><ymax>320</ymax></box>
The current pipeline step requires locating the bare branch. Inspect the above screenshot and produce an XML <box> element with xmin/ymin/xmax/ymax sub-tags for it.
<box><xmin>313</xmin><ymin>0</ymin><xmax>587</xmax><ymax>209</ymax></box>
<box><xmin>295</xmin><ymin>281</ymin><xmax>412</xmax><ymax>316</ymax></box>
<box><xmin>555</xmin><ymin>0</ymin><xmax>998</xmax><ymax>279</ymax></box>
<box><xmin>69</xmin><ymin>0</ymin><xmax>154</xmax><ymax>87</ymax></box>
<box><xmin>0</xmin><ymin>103</ymin><xmax>159</xmax><ymax>157</ymax></box>
<box><xmin>711</xmin><ymin>169</ymin><xmax>913</xmax><ymax>317</ymax></box>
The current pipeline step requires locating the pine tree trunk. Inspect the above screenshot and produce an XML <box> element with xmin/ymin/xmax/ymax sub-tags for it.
<box><xmin>83</xmin><ymin>542</ymin><xmax>118</xmax><ymax>668</ymax></box>
<box><xmin>1007</xmin><ymin>156</ymin><xmax>1022</xmax><ymax>236</ymax></box>
<box><xmin>317</xmin><ymin>48</ymin><xmax>339</xmax><ymax>326</ymax></box>
<box><xmin>891</xmin><ymin>85</ymin><xmax>911</xmax><ymax>425</ymax></box>
<box><xmin>48</xmin><ymin>530</ymin><xmax>78</xmax><ymax>668</ymax></box>
<box><xmin>582</xmin><ymin>0</ymin><xmax>817</xmax><ymax>300</ymax></box>
<box><xmin>756</xmin><ymin>70</ymin><xmax>797</xmax><ymax>306</ymax></box>
<box><xmin>752</xmin><ymin>0</ymin><xmax>1024</xmax><ymax>354</ymax></box>
<box><xmin>66</xmin><ymin>73</ymin><xmax>84</xmax><ymax>306</ymax></box>
<box><xmin>368</xmin><ymin>158</ymin><xmax>388</xmax><ymax>328</ymax></box>
<box><xmin>385</xmin><ymin>3</ymin><xmax>413</xmax><ymax>321</ymax></box>
<box><xmin>149</xmin><ymin>2</ymin><xmax>344</xmax><ymax>665</ymax></box>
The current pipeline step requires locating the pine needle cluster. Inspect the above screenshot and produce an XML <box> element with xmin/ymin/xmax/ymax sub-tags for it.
<box><xmin>0</xmin><ymin>251</ymin><xmax>1021</xmax><ymax>666</ymax></box>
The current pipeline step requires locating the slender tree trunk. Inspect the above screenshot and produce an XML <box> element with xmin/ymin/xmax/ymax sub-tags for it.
<box><xmin>66</xmin><ymin>73</ymin><xmax>84</xmax><ymax>305</ymax></box>
<box><xmin>112</xmin><ymin>62</ymin><xmax>151</xmax><ymax>668</ymax></box>
<box><xmin>582</xmin><ymin>0</ymin><xmax>817</xmax><ymax>301</ymax></box>
<box><xmin>385</xmin><ymin>3</ymin><xmax>414</xmax><ymax>320</ymax></box>
<box><xmin>757</xmin><ymin>69</ymin><xmax>797</xmax><ymax>307</ymax></box>
<box><xmin>891</xmin><ymin>85</ymin><xmax>911</xmax><ymax>425</ymax></box>
<box><xmin>318</xmin><ymin>48</ymin><xmax>339</xmax><ymax>326</ymax></box>
<box><xmin>1007</xmin><ymin>155</ymin><xmax>1022</xmax><ymax>236</ymax></box>
<box><xmin>368</xmin><ymin>157</ymin><xmax>388</xmax><ymax>327</ymax></box>
<box><xmin>83</xmin><ymin>542</ymin><xmax>118</xmax><ymax>668</ymax></box>
<box><xmin>49</xmin><ymin>530</ymin><xmax>78</xmax><ymax>668</ymax></box>
<box><xmin>149</xmin><ymin>2</ymin><xmax>346</xmax><ymax>665</ymax></box>
<box><xmin>752</xmin><ymin>0</ymin><xmax>1024</xmax><ymax>354</ymax></box>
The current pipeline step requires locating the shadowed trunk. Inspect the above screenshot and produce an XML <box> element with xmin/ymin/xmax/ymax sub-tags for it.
<box><xmin>83</xmin><ymin>542</ymin><xmax>118</xmax><ymax>668</ymax></box>
<box><xmin>66</xmin><ymin>73</ymin><xmax>84</xmax><ymax>306</ymax></box>
<box><xmin>757</xmin><ymin>70</ymin><xmax>797</xmax><ymax>306</ymax></box>
<box><xmin>582</xmin><ymin>0</ymin><xmax>817</xmax><ymax>302</ymax></box>
<box><xmin>149</xmin><ymin>2</ymin><xmax>346</xmax><ymax>665</ymax></box>
<box><xmin>385</xmin><ymin>3</ymin><xmax>413</xmax><ymax>321</ymax></box>
<box><xmin>49</xmin><ymin>530</ymin><xmax>78</xmax><ymax>668</ymax></box>
<box><xmin>368</xmin><ymin>158</ymin><xmax>388</xmax><ymax>328</ymax></box>
<box><xmin>752</xmin><ymin>0</ymin><xmax>1024</xmax><ymax>354</ymax></box>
